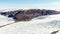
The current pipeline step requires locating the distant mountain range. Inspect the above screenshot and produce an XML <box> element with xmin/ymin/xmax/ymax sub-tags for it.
<box><xmin>0</xmin><ymin>9</ymin><xmax>60</xmax><ymax>22</ymax></box>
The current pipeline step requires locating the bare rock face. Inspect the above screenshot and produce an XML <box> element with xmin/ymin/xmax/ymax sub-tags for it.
<box><xmin>0</xmin><ymin>9</ymin><xmax>60</xmax><ymax>22</ymax></box>
<box><xmin>51</xmin><ymin>30</ymin><xmax>59</xmax><ymax>34</ymax></box>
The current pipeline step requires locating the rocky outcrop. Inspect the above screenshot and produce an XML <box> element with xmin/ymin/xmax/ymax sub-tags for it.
<box><xmin>51</xmin><ymin>30</ymin><xmax>59</xmax><ymax>34</ymax></box>
<box><xmin>0</xmin><ymin>9</ymin><xmax>60</xmax><ymax>21</ymax></box>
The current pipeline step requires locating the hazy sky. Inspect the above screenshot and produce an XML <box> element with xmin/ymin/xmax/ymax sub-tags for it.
<box><xmin>0</xmin><ymin>0</ymin><xmax>60</xmax><ymax>10</ymax></box>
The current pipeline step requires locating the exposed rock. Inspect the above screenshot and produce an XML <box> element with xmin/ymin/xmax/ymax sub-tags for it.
<box><xmin>51</xmin><ymin>30</ymin><xmax>59</xmax><ymax>34</ymax></box>
<box><xmin>0</xmin><ymin>9</ymin><xmax>60</xmax><ymax>22</ymax></box>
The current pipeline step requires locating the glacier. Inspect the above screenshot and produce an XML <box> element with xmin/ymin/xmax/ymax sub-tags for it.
<box><xmin>0</xmin><ymin>14</ymin><xmax>60</xmax><ymax>34</ymax></box>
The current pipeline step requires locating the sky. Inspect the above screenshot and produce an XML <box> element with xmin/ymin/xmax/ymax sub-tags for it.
<box><xmin>0</xmin><ymin>0</ymin><xmax>60</xmax><ymax>10</ymax></box>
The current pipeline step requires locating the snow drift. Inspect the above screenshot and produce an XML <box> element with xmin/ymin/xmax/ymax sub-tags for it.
<box><xmin>0</xmin><ymin>14</ymin><xmax>60</xmax><ymax>34</ymax></box>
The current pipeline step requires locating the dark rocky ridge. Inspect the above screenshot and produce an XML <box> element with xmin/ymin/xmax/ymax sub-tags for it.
<box><xmin>51</xmin><ymin>30</ymin><xmax>59</xmax><ymax>34</ymax></box>
<box><xmin>0</xmin><ymin>9</ymin><xmax>60</xmax><ymax>22</ymax></box>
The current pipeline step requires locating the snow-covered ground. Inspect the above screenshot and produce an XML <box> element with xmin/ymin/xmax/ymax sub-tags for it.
<box><xmin>0</xmin><ymin>14</ymin><xmax>60</xmax><ymax>34</ymax></box>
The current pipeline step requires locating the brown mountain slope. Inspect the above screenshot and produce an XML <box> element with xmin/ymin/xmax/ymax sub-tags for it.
<box><xmin>0</xmin><ymin>9</ymin><xmax>60</xmax><ymax>21</ymax></box>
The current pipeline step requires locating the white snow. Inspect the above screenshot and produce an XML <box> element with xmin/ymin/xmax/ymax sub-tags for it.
<box><xmin>0</xmin><ymin>14</ymin><xmax>60</xmax><ymax>34</ymax></box>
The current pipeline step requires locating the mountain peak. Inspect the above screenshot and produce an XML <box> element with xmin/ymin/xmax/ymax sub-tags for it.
<box><xmin>0</xmin><ymin>9</ymin><xmax>60</xmax><ymax>22</ymax></box>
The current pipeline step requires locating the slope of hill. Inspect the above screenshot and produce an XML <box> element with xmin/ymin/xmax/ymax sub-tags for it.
<box><xmin>0</xmin><ymin>14</ymin><xmax>60</xmax><ymax>34</ymax></box>
<box><xmin>0</xmin><ymin>9</ymin><xmax>60</xmax><ymax>34</ymax></box>
<box><xmin>0</xmin><ymin>9</ymin><xmax>60</xmax><ymax>22</ymax></box>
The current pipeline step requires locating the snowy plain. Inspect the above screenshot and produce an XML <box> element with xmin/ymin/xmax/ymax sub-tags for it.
<box><xmin>0</xmin><ymin>14</ymin><xmax>60</xmax><ymax>34</ymax></box>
